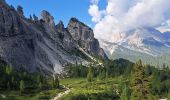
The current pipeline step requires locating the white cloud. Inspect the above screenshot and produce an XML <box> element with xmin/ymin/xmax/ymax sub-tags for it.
<box><xmin>88</xmin><ymin>5</ymin><xmax>101</xmax><ymax>22</ymax></box>
<box><xmin>88</xmin><ymin>0</ymin><xmax>170</xmax><ymax>42</ymax></box>
<box><xmin>88</xmin><ymin>4</ymin><xmax>106</xmax><ymax>23</ymax></box>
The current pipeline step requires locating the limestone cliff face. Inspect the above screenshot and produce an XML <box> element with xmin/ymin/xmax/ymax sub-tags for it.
<box><xmin>0</xmin><ymin>0</ymin><xmax>108</xmax><ymax>74</ymax></box>
<box><xmin>67</xmin><ymin>18</ymin><xmax>108</xmax><ymax>59</ymax></box>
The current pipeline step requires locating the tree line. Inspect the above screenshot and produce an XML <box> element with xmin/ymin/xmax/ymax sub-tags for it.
<box><xmin>0</xmin><ymin>60</ymin><xmax>60</xmax><ymax>94</ymax></box>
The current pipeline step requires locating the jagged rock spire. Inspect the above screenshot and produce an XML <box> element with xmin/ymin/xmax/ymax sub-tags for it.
<box><xmin>33</xmin><ymin>14</ymin><xmax>38</xmax><ymax>22</ymax></box>
<box><xmin>17</xmin><ymin>5</ymin><xmax>24</xmax><ymax>17</ymax></box>
<box><xmin>56</xmin><ymin>20</ymin><xmax>65</xmax><ymax>33</ymax></box>
<box><xmin>41</xmin><ymin>10</ymin><xmax>55</xmax><ymax>27</ymax></box>
<box><xmin>29</xmin><ymin>15</ymin><xmax>33</xmax><ymax>20</ymax></box>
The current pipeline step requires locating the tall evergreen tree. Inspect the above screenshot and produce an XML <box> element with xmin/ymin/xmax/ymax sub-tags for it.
<box><xmin>98</xmin><ymin>69</ymin><xmax>106</xmax><ymax>80</ymax></box>
<box><xmin>168</xmin><ymin>92</ymin><xmax>170</xmax><ymax>100</ymax></box>
<box><xmin>54</xmin><ymin>77</ymin><xmax>60</xmax><ymax>88</ymax></box>
<box><xmin>20</xmin><ymin>80</ymin><xmax>25</xmax><ymax>93</ymax></box>
<box><xmin>5</xmin><ymin>65</ymin><xmax>13</xmax><ymax>75</ymax></box>
<box><xmin>52</xmin><ymin>75</ymin><xmax>60</xmax><ymax>89</ymax></box>
<box><xmin>7</xmin><ymin>81</ymin><xmax>10</xmax><ymax>90</ymax></box>
<box><xmin>151</xmin><ymin>70</ymin><xmax>161</xmax><ymax>95</ymax></box>
<box><xmin>87</xmin><ymin>67</ymin><xmax>93</xmax><ymax>82</ymax></box>
<box><xmin>105</xmin><ymin>70</ymin><xmax>109</xmax><ymax>81</ymax></box>
<box><xmin>120</xmin><ymin>84</ymin><xmax>130</xmax><ymax>100</ymax></box>
<box><xmin>39</xmin><ymin>82</ymin><xmax>42</xmax><ymax>90</ymax></box>
<box><xmin>130</xmin><ymin>59</ymin><xmax>153</xmax><ymax>100</ymax></box>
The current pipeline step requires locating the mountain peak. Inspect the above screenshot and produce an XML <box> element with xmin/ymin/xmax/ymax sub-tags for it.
<box><xmin>58</xmin><ymin>20</ymin><xmax>64</xmax><ymax>28</ymax></box>
<box><xmin>70</xmin><ymin>17</ymin><xmax>79</xmax><ymax>22</ymax></box>
<box><xmin>68</xmin><ymin>17</ymin><xmax>92</xmax><ymax>30</ymax></box>
<box><xmin>56</xmin><ymin>20</ymin><xmax>65</xmax><ymax>32</ymax></box>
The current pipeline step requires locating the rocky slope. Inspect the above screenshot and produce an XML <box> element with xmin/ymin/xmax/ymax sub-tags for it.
<box><xmin>0</xmin><ymin>0</ymin><xmax>107</xmax><ymax>74</ymax></box>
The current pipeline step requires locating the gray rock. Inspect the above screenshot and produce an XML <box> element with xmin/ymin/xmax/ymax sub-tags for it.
<box><xmin>56</xmin><ymin>20</ymin><xmax>65</xmax><ymax>33</ymax></box>
<box><xmin>67</xmin><ymin>18</ymin><xmax>108</xmax><ymax>59</ymax></box>
<box><xmin>41</xmin><ymin>10</ymin><xmax>55</xmax><ymax>27</ymax></box>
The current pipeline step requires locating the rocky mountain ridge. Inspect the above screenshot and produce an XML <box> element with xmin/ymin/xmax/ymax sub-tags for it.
<box><xmin>0</xmin><ymin>0</ymin><xmax>107</xmax><ymax>74</ymax></box>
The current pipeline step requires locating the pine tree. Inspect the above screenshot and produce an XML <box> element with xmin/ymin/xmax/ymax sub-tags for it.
<box><xmin>105</xmin><ymin>71</ymin><xmax>109</xmax><ymax>81</ymax></box>
<box><xmin>20</xmin><ymin>80</ymin><xmax>25</xmax><ymax>93</ymax></box>
<box><xmin>87</xmin><ymin>67</ymin><xmax>93</xmax><ymax>82</ymax></box>
<box><xmin>7</xmin><ymin>81</ymin><xmax>10</xmax><ymax>90</ymax></box>
<box><xmin>152</xmin><ymin>70</ymin><xmax>161</xmax><ymax>95</ymax></box>
<box><xmin>52</xmin><ymin>75</ymin><xmax>60</xmax><ymax>89</ymax></box>
<box><xmin>11</xmin><ymin>76</ymin><xmax>15</xmax><ymax>85</ymax></box>
<box><xmin>120</xmin><ymin>84</ymin><xmax>130</xmax><ymax>100</ymax></box>
<box><xmin>5</xmin><ymin>65</ymin><xmax>13</xmax><ymax>75</ymax></box>
<box><xmin>130</xmin><ymin>59</ymin><xmax>152</xmax><ymax>100</ymax></box>
<box><xmin>98</xmin><ymin>69</ymin><xmax>106</xmax><ymax>80</ymax></box>
<box><xmin>54</xmin><ymin>77</ymin><xmax>60</xmax><ymax>88</ymax></box>
<box><xmin>145</xmin><ymin>64</ymin><xmax>152</xmax><ymax>76</ymax></box>
<box><xmin>37</xmin><ymin>75</ymin><xmax>41</xmax><ymax>84</ymax></box>
<box><xmin>11</xmin><ymin>76</ymin><xmax>15</xmax><ymax>89</ymax></box>
<box><xmin>168</xmin><ymin>92</ymin><xmax>170</xmax><ymax>100</ymax></box>
<box><xmin>39</xmin><ymin>82</ymin><xmax>42</xmax><ymax>90</ymax></box>
<box><xmin>52</xmin><ymin>79</ymin><xmax>55</xmax><ymax>89</ymax></box>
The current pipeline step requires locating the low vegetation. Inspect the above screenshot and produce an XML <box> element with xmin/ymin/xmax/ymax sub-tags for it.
<box><xmin>62</xmin><ymin>59</ymin><xmax>170</xmax><ymax>100</ymax></box>
<box><xmin>0</xmin><ymin>59</ymin><xmax>170</xmax><ymax>100</ymax></box>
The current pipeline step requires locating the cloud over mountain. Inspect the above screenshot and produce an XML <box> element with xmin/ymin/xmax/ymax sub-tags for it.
<box><xmin>88</xmin><ymin>0</ymin><xmax>170</xmax><ymax>42</ymax></box>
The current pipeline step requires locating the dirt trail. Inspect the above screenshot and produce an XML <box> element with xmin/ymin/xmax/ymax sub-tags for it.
<box><xmin>51</xmin><ymin>86</ymin><xmax>70</xmax><ymax>100</ymax></box>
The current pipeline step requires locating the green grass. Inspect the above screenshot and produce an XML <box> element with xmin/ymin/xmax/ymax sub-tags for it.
<box><xmin>59</xmin><ymin>77</ymin><xmax>123</xmax><ymax>100</ymax></box>
<box><xmin>60</xmin><ymin>78</ymin><xmax>86</xmax><ymax>87</ymax></box>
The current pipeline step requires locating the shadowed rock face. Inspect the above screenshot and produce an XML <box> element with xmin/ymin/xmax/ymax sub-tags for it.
<box><xmin>0</xmin><ymin>1</ymin><xmax>37</xmax><ymax>73</ymax></box>
<box><xmin>0</xmin><ymin>5</ymin><xmax>24</xmax><ymax>36</ymax></box>
<box><xmin>0</xmin><ymin>1</ymin><xmax>107</xmax><ymax>74</ymax></box>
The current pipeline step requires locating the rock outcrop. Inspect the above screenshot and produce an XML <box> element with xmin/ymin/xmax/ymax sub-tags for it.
<box><xmin>0</xmin><ymin>0</ymin><xmax>107</xmax><ymax>74</ymax></box>
<box><xmin>67</xmin><ymin>18</ymin><xmax>107</xmax><ymax>59</ymax></box>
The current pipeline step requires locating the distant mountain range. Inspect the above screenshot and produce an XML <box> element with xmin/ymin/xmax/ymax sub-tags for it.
<box><xmin>99</xmin><ymin>27</ymin><xmax>170</xmax><ymax>66</ymax></box>
<box><xmin>0</xmin><ymin>0</ymin><xmax>107</xmax><ymax>74</ymax></box>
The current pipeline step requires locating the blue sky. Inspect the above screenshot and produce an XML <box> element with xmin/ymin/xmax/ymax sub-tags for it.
<box><xmin>6</xmin><ymin>0</ymin><xmax>107</xmax><ymax>28</ymax></box>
